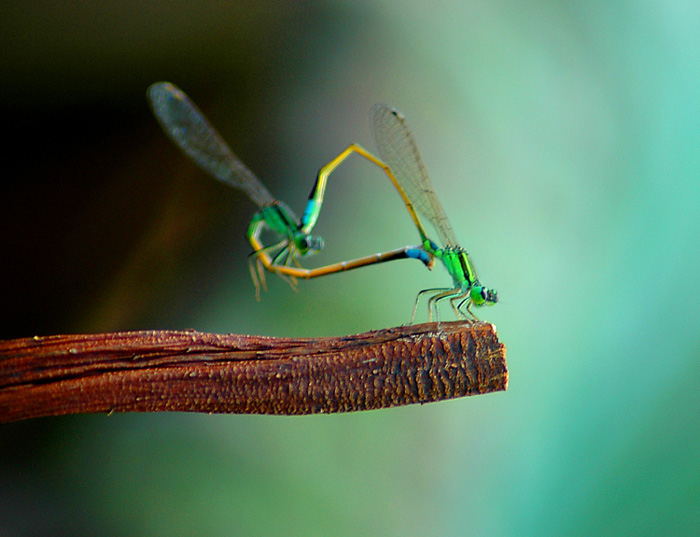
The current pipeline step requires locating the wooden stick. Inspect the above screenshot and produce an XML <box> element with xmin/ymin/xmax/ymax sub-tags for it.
<box><xmin>0</xmin><ymin>322</ymin><xmax>507</xmax><ymax>423</ymax></box>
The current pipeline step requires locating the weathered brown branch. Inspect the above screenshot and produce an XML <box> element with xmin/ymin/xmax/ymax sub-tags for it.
<box><xmin>0</xmin><ymin>322</ymin><xmax>507</xmax><ymax>423</ymax></box>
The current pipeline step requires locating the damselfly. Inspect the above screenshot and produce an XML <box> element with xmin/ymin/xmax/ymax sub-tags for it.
<box><xmin>371</xmin><ymin>104</ymin><xmax>498</xmax><ymax>321</ymax></box>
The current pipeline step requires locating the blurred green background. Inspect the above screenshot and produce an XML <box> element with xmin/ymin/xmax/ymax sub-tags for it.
<box><xmin>2</xmin><ymin>1</ymin><xmax>700</xmax><ymax>535</ymax></box>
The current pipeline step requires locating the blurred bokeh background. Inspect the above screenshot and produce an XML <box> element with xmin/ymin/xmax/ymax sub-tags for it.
<box><xmin>2</xmin><ymin>1</ymin><xmax>700</xmax><ymax>535</ymax></box>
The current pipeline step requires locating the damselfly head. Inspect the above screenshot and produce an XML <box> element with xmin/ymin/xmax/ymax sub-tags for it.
<box><xmin>471</xmin><ymin>285</ymin><xmax>498</xmax><ymax>306</ymax></box>
<box><xmin>297</xmin><ymin>235</ymin><xmax>324</xmax><ymax>256</ymax></box>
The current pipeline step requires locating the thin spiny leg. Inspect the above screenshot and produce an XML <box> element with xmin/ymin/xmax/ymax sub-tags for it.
<box><xmin>447</xmin><ymin>295</ymin><xmax>461</xmax><ymax>319</ymax></box>
<box><xmin>248</xmin><ymin>239</ymin><xmax>294</xmax><ymax>297</ymax></box>
<box><xmin>248</xmin><ymin>256</ymin><xmax>265</xmax><ymax>300</ymax></box>
<box><xmin>448</xmin><ymin>290</ymin><xmax>474</xmax><ymax>319</ymax></box>
<box><xmin>269</xmin><ymin>240</ymin><xmax>294</xmax><ymax>268</ymax></box>
<box><xmin>259</xmin><ymin>258</ymin><xmax>298</xmax><ymax>292</ymax></box>
<box><xmin>252</xmin><ymin>238</ymin><xmax>289</xmax><ymax>264</ymax></box>
<box><xmin>256</xmin><ymin>257</ymin><xmax>267</xmax><ymax>292</ymax></box>
<box><xmin>278</xmin><ymin>247</ymin><xmax>300</xmax><ymax>289</ymax></box>
<box><xmin>455</xmin><ymin>295</ymin><xmax>479</xmax><ymax>320</ymax></box>
<box><xmin>410</xmin><ymin>287</ymin><xmax>450</xmax><ymax>324</ymax></box>
<box><xmin>427</xmin><ymin>288</ymin><xmax>462</xmax><ymax>325</ymax></box>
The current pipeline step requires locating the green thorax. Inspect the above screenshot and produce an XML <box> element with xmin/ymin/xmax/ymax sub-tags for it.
<box><xmin>248</xmin><ymin>201</ymin><xmax>323</xmax><ymax>256</ymax></box>
<box><xmin>422</xmin><ymin>239</ymin><xmax>476</xmax><ymax>289</ymax></box>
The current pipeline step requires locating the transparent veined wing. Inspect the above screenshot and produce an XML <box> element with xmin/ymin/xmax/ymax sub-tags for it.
<box><xmin>371</xmin><ymin>104</ymin><xmax>458</xmax><ymax>248</ymax></box>
<box><xmin>148</xmin><ymin>82</ymin><xmax>275</xmax><ymax>207</ymax></box>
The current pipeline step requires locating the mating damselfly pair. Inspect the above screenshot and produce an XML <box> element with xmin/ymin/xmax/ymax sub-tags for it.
<box><xmin>148</xmin><ymin>82</ymin><xmax>497</xmax><ymax>322</ymax></box>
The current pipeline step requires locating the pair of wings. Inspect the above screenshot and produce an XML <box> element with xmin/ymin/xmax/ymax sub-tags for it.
<box><xmin>148</xmin><ymin>82</ymin><xmax>457</xmax><ymax>247</ymax></box>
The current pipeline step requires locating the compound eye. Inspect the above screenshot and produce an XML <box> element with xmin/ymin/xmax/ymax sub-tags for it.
<box><xmin>310</xmin><ymin>237</ymin><xmax>324</xmax><ymax>251</ymax></box>
<box><xmin>481</xmin><ymin>287</ymin><xmax>498</xmax><ymax>304</ymax></box>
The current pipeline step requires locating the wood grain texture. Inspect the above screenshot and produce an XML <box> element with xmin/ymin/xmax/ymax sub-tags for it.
<box><xmin>0</xmin><ymin>322</ymin><xmax>507</xmax><ymax>422</ymax></box>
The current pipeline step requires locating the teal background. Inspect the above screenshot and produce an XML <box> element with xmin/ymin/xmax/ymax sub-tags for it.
<box><xmin>2</xmin><ymin>2</ymin><xmax>700</xmax><ymax>535</ymax></box>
